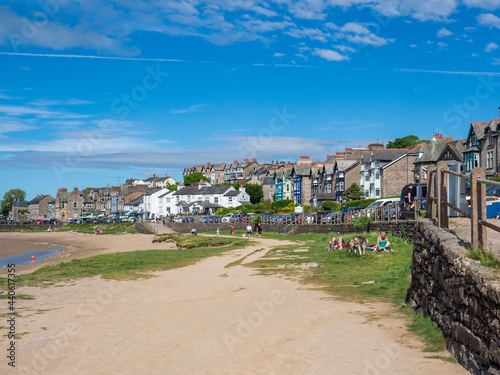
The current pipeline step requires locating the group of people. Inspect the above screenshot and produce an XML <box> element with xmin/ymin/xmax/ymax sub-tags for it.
<box><xmin>328</xmin><ymin>232</ymin><xmax>392</xmax><ymax>253</ymax></box>
<box><xmin>246</xmin><ymin>222</ymin><xmax>262</xmax><ymax>238</ymax></box>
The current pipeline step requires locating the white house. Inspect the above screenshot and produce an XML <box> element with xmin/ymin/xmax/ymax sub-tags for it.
<box><xmin>172</xmin><ymin>185</ymin><xmax>250</xmax><ymax>215</ymax></box>
<box><xmin>139</xmin><ymin>188</ymin><xmax>168</xmax><ymax>219</ymax></box>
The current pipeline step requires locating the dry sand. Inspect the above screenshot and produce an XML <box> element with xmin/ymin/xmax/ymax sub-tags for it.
<box><xmin>0</xmin><ymin>232</ymin><xmax>467</xmax><ymax>374</ymax></box>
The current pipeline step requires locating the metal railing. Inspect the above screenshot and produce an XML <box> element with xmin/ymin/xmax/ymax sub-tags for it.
<box><xmin>427</xmin><ymin>160</ymin><xmax>500</xmax><ymax>248</ymax></box>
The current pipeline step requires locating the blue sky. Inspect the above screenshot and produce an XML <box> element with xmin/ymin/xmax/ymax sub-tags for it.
<box><xmin>1</xmin><ymin>0</ymin><xmax>500</xmax><ymax>200</ymax></box>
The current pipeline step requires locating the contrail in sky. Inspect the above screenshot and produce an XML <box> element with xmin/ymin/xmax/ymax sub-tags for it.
<box><xmin>0</xmin><ymin>52</ymin><xmax>214</xmax><ymax>63</ymax></box>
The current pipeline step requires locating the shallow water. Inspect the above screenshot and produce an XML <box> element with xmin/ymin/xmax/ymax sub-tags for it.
<box><xmin>0</xmin><ymin>246</ymin><xmax>65</xmax><ymax>268</ymax></box>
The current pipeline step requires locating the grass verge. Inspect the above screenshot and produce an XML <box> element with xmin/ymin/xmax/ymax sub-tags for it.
<box><xmin>0</xmin><ymin>237</ymin><xmax>249</xmax><ymax>288</ymax></box>
<box><xmin>56</xmin><ymin>222</ymin><xmax>137</xmax><ymax>234</ymax></box>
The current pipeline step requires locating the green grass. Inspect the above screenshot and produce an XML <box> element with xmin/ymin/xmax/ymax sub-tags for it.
<box><xmin>245</xmin><ymin>231</ymin><xmax>413</xmax><ymax>304</ymax></box>
<box><xmin>425</xmin><ymin>355</ymin><xmax>457</xmax><ymax>363</ymax></box>
<box><xmin>56</xmin><ymin>222</ymin><xmax>137</xmax><ymax>234</ymax></box>
<box><xmin>153</xmin><ymin>233</ymin><xmax>247</xmax><ymax>249</ymax></box>
<box><xmin>0</xmin><ymin>239</ymin><xmax>249</xmax><ymax>288</ymax></box>
<box><xmin>468</xmin><ymin>247</ymin><xmax>500</xmax><ymax>270</ymax></box>
<box><xmin>406</xmin><ymin>308</ymin><xmax>446</xmax><ymax>352</ymax></box>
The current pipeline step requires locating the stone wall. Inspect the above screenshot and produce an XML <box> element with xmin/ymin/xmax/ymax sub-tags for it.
<box><xmin>410</xmin><ymin>219</ymin><xmax>500</xmax><ymax>375</ymax></box>
<box><xmin>0</xmin><ymin>223</ymin><xmax>60</xmax><ymax>231</ymax></box>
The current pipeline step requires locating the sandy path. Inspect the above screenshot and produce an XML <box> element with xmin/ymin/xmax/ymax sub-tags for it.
<box><xmin>0</xmin><ymin>235</ymin><xmax>467</xmax><ymax>375</ymax></box>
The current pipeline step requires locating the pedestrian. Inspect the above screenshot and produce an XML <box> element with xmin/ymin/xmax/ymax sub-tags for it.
<box><xmin>341</xmin><ymin>204</ymin><xmax>348</xmax><ymax>223</ymax></box>
<box><xmin>216</xmin><ymin>227</ymin><xmax>220</xmax><ymax>237</ymax></box>
<box><xmin>230</xmin><ymin>224</ymin><xmax>234</xmax><ymax>235</ymax></box>
<box><xmin>246</xmin><ymin>223</ymin><xmax>252</xmax><ymax>238</ymax></box>
<box><xmin>256</xmin><ymin>222</ymin><xmax>262</xmax><ymax>237</ymax></box>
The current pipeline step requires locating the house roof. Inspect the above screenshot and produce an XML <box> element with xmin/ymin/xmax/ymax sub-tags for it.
<box><xmin>323</xmin><ymin>163</ymin><xmax>335</xmax><ymax>175</ymax></box>
<box><xmin>292</xmin><ymin>165</ymin><xmax>311</xmax><ymax>176</ymax></box>
<box><xmin>12</xmin><ymin>201</ymin><xmax>28</xmax><ymax>208</ymax></box>
<box><xmin>186</xmin><ymin>202</ymin><xmax>223</xmax><ymax>209</ymax></box>
<box><xmin>174</xmin><ymin>186</ymin><xmax>232</xmax><ymax>196</ymax></box>
<box><xmin>370</xmin><ymin>148</ymin><xmax>408</xmax><ymax>162</ymax></box>
<box><xmin>224</xmin><ymin>190</ymin><xmax>241</xmax><ymax>197</ymax></box>
<box><xmin>414</xmin><ymin>137</ymin><xmax>455</xmax><ymax>164</ymax></box>
<box><xmin>58</xmin><ymin>192</ymin><xmax>72</xmax><ymax>203</ymax></box>
<box><xmin>262</xmin><ymin>177</ymin><xmax>275</xmax><ymax>185</ymax></box>
<box><xmin>324</xmin><ymin>155</ymin><xmax>336</xmax><ymax>163</ymax></box>
<box><xmin>143</xmin><ymin>187</ymin><xmax>163</xmax><ymax>196</ymax></box>
<box><xmin>28</xmin><ymin>195</ymin><xmax>51</xmax><ymax>205</ymax></box>
<box><xmin>127</xmin><ymin>197</ymin><xmax>142</xmax><ymax>206</ymax></box>
<box><xmin>336</xmin><ymin>159</ymin><xmax>358</xmax><ymax>172</ymax></box>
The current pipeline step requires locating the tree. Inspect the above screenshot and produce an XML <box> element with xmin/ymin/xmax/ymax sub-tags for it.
<box><xmin>343</xmin><ymin>183</ymin><xmax>363</xmax><ymax>202</ymax></box>
<box><xmin>243</xmin><ymin>183</ymin><xmax>263</xmax><ymax>204</ymax></box>
<box><xmin>166</xmin><ymin>184</ymin><xmax>178</xmax><ymax>191</ymax></box>
<box><xmin>1</xmin><ymin>188</ymin><xmax>26</xmax><ymax>216</ymax></box>
<box><xmin>386</xmin><ymin>135</ymin><xmax>424</xmax><ymax>149</ymax></box>
<box><xmin>183</xmin><ymin>172</ymin><xmax>209</xmax><ymax>186</ymax></box>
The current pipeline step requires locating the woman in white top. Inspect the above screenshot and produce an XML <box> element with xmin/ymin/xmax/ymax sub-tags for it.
<box><xmin>246</xmin><ymin>224</ymin><xmax>252</xmax><ymax>238</ymax></box>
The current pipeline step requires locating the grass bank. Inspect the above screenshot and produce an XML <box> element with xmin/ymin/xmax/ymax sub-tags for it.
<box><xmin>56</xmin><ymin>222</ymin><xmax>137</xmax><ymax>234</ymax></box>
<box><xmin>0</xmin><ymin>235</ymin><xmax>249</xmax><ymax>287</ymax></box>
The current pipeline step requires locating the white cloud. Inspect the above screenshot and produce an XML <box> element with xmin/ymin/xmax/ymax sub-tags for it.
<box><xmin>31</xmin><ymin>99</ymin><xmax>94</xmax><ymax>106</ymax></box>
<box><xmin>477</xmin><ymin>13</ymin><xmax>500</xmax><ymax>28</ymax></box>
<box><xmin>409</xmin><ymin>44</ymin><xmax>417</xmax><ymax>47</ymax></box>
<box><xmin>170</xmin><ymin>104</ymin><xmax>208</xmax><ymax>114</ymax></box>
<box><xmin>437</xmin><ymin>42</ymin><xmax>448</xmax><ymax>48</ymax></box>
<box><xmin>312</xmin><ymin>48</ymin><xmax>348</xmax><ymax>61</ymax></box>
<box><xmin>463</xmin><ymin>0</ymin><xmax>500</xmax><ymax>9</ymax></box>
<box><xmin>485</xmin><ymin>41</ymin><xmax>499</xmax><ymax>52</ymax></box>
<box><xmin>333</xmin><ymin>45</ymin><xmax>355</xmax><ymax>52</ymax></box>
<box><xmin>285</xmin><ymin>27</ymin><xmax>331</xmax><ymax>42</ymax></box>
<box><xmin>340</xmin><ymin>22</ymin><xmax>370</xmax><ymax>35</ymax></box>
<box><xmin>273</xmin><ymin>52</ymin><xmax>286</xmax><ymax>57</ymax></box>
<box><xmin>437</xmin><ymin>27</ymin><xmax>453</xmax><ymax>37</ymax></box>
<box><xmin>345</xmin><ymin>33</ymin><xmax>392</xmax><ymax>46</ymax></box>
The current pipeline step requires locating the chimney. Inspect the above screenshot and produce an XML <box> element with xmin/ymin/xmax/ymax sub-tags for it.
<box><xmin>434</xmin><ymin>134</ymin><xmax>443</xmax><ymax>139</ymax></box>
<box><xmin>74</xmin><ymin>187</ymin><xmax>78</xmax><ymax>191</ymax></box>
<box><xmin>244</xmin><ymin>158</ymin><xmax>249</xmax><ymax>163</ymax></box>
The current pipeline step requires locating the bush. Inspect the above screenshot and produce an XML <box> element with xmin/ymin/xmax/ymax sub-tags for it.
<box><xmin>272</xmin><ymin>199</ymin><xmax>293</xmax><ymax>210</ymax></box>
<box><xmin>350</xmin><ymin>214</ymin><xmax>373</xmax><ymax>231</ymax></box>
<box><xmin>251</xmin><ymin>215</ymin><xmax>262</xmax><ymax>225</ymax></box>
<box><xmin>322</xmin><ymin>201</ymin><xmax>341</xmax><ymax>211</ymax></box>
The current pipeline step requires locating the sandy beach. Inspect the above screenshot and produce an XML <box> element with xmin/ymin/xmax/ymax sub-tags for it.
<box><xmin>0</xmin><ymin>232</ymin><xmax>467</xmax><ymax>374</ymax></box>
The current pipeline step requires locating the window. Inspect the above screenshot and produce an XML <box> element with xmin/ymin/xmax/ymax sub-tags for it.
<box><xmin>375</xmin><ymin>170</ymin><xmax>380</xmax><ymax>179</ymax></box>
<box><xmin>74</xmin><ymin>202</ymin><xmax>77</xmax><ymax>208</ymax></box>
<box><xmin>365</xmin><ymin>173</ymin><xmax>369</xmax><ymax>182</ymax></box>
<box><xmin>326</xmin><ymin>184</ymin><xmax>331</xmax><ymax>193</ymax></box>
<box><xmin>339</xmin><ymin>181</ymin><xmax>344</xmax><ymax>191</ymax></box>
<box><xmin>376</xmin><ymin>188</ymin><xmax>380</xmax><ymax>196</ymax></box>
<box><xmin>228</xmin><ymin>197</ymin><xmax>233</xmax><ymax>203</ymax></box>
<box><xmin>286</xmin><ymin>185</ymin><xmax>289</xmax><ymax>192</ymax></box>
<box><xmin>365</xmin><ymin>191</ymin><xmax>369</xmax><ymax>198</ymax></box>
<box><xmin>214</xmin><ymin>197</ymin><xmax>218</xmax><ymax>203</ymax></box>
<box><xmin>487</xmin><ymin>151</ymin><xmax>494</xmax><ymax>169</ymax></box>
<box><xmin>474</xmin><ymin>154</ymin><xmax>480</xmax><ymax>168</ymax></box>
<box><xmin>489</xmin><ymin>134</ymin><xmax>494</xmax><ymax>146</ymax></box>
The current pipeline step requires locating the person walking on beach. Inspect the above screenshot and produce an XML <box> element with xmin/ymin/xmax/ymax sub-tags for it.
<box><xmin>256</xmin><ymin>222</ymin><xmax>262</xmax><ymax>237</ymax></box>
<box><xmin>246</xmin><ymin>224</ymin><xmax>252</xmax><ymax>238</ymax></box>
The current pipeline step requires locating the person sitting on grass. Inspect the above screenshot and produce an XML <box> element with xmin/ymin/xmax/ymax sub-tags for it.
<box><xmin>328</xmin><ymin>236</ymin><xmax>345</xmax><ymax>251</ymax></box>
<box><xmin>375</xmin><ymin>232</ymin><xmax>391</xmax><ymax>252</ymax></box>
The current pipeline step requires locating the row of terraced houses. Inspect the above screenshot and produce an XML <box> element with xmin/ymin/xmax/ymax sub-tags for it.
<box><xmin>10</xmin><ymin>106</ymin><xmax>500</xmax><ymax>221</ymax></box>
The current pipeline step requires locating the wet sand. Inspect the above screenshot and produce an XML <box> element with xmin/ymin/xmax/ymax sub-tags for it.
<box><xmin>0</xmin><ymin>238</ymin><xmax>55</xmax><ymax>258</ymax></box>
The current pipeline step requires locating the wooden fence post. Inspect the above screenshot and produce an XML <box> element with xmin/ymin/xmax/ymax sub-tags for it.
<box><xmin>436</xmin><ymin>161</ymin><xmax>448</xmax><ymax>229</ymax></box>
<box><xmin>471</xmin><ymin>167</ymin><xmax>487</xmax><ymax>248</ymax></box>
<box><xmin>427</xmin><ymin>167</ymin><xmax>435</xmax><ymax>221</ymax></box>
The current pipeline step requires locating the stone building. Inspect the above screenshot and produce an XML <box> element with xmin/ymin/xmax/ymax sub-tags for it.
<box><xmin>27</xmin><ymin>194</ymin><xmax>55</xmax><ymax>220</ymax></box>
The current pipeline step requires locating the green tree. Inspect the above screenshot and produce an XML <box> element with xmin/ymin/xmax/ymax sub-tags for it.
<box><xmin>271</xmin><ymin>199</ymin><xmax>293</xmax><ymax>210</ymax></box>
<box><xmin>183</xmin><ymin>172</ymin><xmax>209</xmax><ymax>186</ymax></box>
<box><xmin>1</xmin><ymin>188</ymin><xmax>26</xmax><ymax>216</ymax></box>
<box><xmin>243</xmin><ymin>183</ymin><xmax>263</xmax><ymax>204</ymax></box>
<box><xmin>386</xmin><ymin>135</ymin><xmax>424</xmax><ymax>149</ymax></box>
<box><xmin>166</xmin><ymin>184</ymin><xmax>178</xmax><ymax>191</ymax></box>
<box><xmin>343</xmin><ymin>183</ymin><xmax>363</xmax><ymax>202</ymax></box>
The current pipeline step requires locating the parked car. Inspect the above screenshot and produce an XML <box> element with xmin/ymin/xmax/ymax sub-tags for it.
<box><xmin>182</xmin><ymin>217</ymin><xmax>194</xmax><ymax>223</ymax></box>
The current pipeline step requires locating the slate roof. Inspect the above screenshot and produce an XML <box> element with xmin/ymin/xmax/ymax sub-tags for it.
<box><xmin>224</xmin><ymin>190</ymin><xmax>241</xmax><ymax>197</ymax></box>
<box><xmin>58</xmin><ymin>192</ymin><xmax>72</xmax><ymax>203</ymax></box>
<box><xmin>324</xmin><ymin>155</ymin><xmax>336</xmax><ymax>163</ymax></box>
<box><xmin>143</xmin><ymin>187</ymin><xmax>162</xmax><ymax>196</ymax></box>
<box><xmin>293</xmin><ymin>166</ymin><xmax>311</xmax><ymax>176</ymax></box>
<box><xmin>414</xmin><ymin>138</ymin><xmax>454</xmax><ymax>164</ymax></box>
<box><xmin>126</xmin><ymin>197</ymin><xmax>142</xmax><ymax>206</ymax></box>
<box><xmin>370</xmin><ymin>148</ymin><xmax>408</xmax><ymax>162</ymax></box>
<box><xmin>174</xmin><ymin>186</ymin><xmax>231</xmax><ymax>196</ymax></box>
<box><xmin>323</xmin><ymin>163</ymin><xmax>335</xmax><ymax>175</ymax></box>
<box><xmin>28</xmin><ymin>195</ymin><xmax>51</xmax><ymax>205</ymax></box>
<box><xmin>12</xmin><ymin>201</ymin><xmax>28</xmax><ymax>208</ymax></box>
<box><xmin>336</xmin><ymin>159</ymin><xmax>358</xmax><ymax>172</ymax></box>
<box><xmin>262</xmin><ymin>177</ymin><xmax>275</xmax><ymax>185</ymax></box>
<box><xmin>471</xmin><ymin>122</ymin><xmax>490</xmax><ymax>141</ymax></box>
